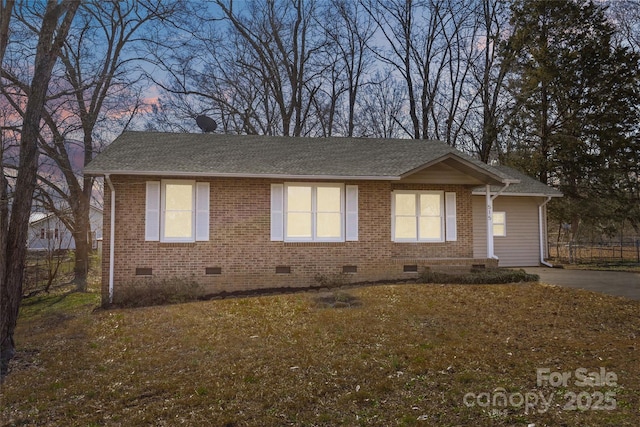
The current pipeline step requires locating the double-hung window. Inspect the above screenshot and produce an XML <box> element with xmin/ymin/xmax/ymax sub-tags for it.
<box><xmin>145</xmin><ymin>180</ymin><xmax>210</xmax><ymax>242</ymax></box>
<box><xmin>392</xmin><ymin>191</ymin><xmax>457</xmax><ymax>242</ymax></box>
<box><xmin>286</xmin><ymin>183</ymin><xmax>343</xmax><ymax>241</ymax></box>
<box><xmin>285</xmin><ymin>184</ymin><xmax>344</xmax><ymax>241</ymax></box>
<box><xmin>163</xmin><ymin>181</ymin><xmax>195</xmax><ymax>241</ymax></box>
<box><xmin>271</xmin><ymin>183</ymin><xmax>358</xmax><ymax>242</ymax></box>
<box><xmin>492</xmin><ymin>211</ymin><xmax>506</xmax><ymax>237</ymax></box>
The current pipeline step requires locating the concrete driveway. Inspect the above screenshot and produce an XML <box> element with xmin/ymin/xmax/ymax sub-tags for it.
<box><xmin>524</xmin><ymin>267</ymin><xmax>640</xmax><ymax>300</ymax></box>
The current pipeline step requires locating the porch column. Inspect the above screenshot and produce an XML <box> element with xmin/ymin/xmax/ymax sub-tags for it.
<box><xmin>486</xmin><ymin>184</ymin><xmax>494</xmax><ymax>259</ymax></box>
<box><xmin>539</xmin><ymin>197</ymin><xmax>553</xmax><ymax>267</ymax></box>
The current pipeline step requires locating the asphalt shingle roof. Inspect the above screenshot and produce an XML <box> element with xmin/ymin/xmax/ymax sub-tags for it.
<box><xmin>473</xmin><ymin>165</ymin><xmax>563</xmax><ymax>197</ymax></box>
<box><xmin>85</xmin><ymin>131</ymin><xmax>518</xmax><ymax>184</ymax></box>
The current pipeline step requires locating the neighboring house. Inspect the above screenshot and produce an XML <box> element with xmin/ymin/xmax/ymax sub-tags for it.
<box><xmin>84</xmin><ymin>132</ymin><xmax>561</xmax><ymax>305</ymax></box>
<box><xmin>28</xmin><ymin>206</ymin><xmax>104</xmax><ymax>252</ymax></box>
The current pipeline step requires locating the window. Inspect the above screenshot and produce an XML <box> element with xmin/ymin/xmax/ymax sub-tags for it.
<box><xmin>285</xmin><ymin>184</ymin><xmax>343</xmax><ymax>241</ymax></box>
<box><xmin>391</xmin><ymin>191</ymin><xmax>457</xmax><ymax>243</ymax></box>
<box><xmin>163</xmin><ymin>181</ymin><xmax>195</xmax><ymax>241</ymax></box>
<box><xmin>493</xmin><ymin>211</ymin><xmax>506</xmax><ymax>237</ymax></box>
<box><xmin>145</xmin><ymin>180</ymin><xmax>209</xmax><ymax>242</ymax></box>
<box><xmin>271</xmin><ymin>183</ymin><xmax>358</xmax><ymax>242</ymax></box>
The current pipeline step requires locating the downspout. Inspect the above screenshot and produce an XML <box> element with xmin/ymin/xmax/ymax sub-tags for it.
<box><xmin>105</xmin><ymin>174</ymin><xmax>116</xmax><ymax>304</ymax></box>
<box><xmin>539</xmin><ymin>196</ymin><xmax>553</xmax><ymax>267</ymax></box>
<box><xmin>486</xmin><ymin>183</ymin><xmax>510</xmax><ymax>260</ymax></box>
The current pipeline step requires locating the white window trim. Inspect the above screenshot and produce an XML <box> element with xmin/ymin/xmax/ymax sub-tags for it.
<box><xmin>391</xmin><ymin>190</ymin><xmax>445</xmax><ymax>243</ymax></box>
<box><xmin>284</xmin><ymin>183</ymin><xmax>345</xmax><ymax>242</ymax></box>
<box><xmin>161</xmin><ymin>179</ymin><xmax>196</xmax><ymax>243</ymax></box>
<box><xmin>493</xmin><ymin>211</ymin><xmax>507</xmax><ymax>237</ymax></box>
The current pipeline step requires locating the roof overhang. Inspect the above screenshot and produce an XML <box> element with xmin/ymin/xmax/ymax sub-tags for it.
<box><xmin>399</xmin><ymin>152</ymin><xmax>518</xmax><ymax>186</ymax></box>
<box><xmin>472</xmin><ymin>190</ymin><xmax>563</xmax><ymax>198</ymax></box>
<box><xmin>85</xmin><ymin>169</ymin><xmax>403</xmax><ymax>181</ymax></box>
<box><xmin>29</xmin><ymin>215</ymin><xmax>54</xmax><ymax>226</ymax></box>
<box><xmin>29</xmin><ymin>205</ymin><xmax>104</xmax><ymax>225</ymax></box>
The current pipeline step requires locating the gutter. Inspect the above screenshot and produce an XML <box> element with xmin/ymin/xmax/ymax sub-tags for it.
<box><xmin>491</xmin><ymin>182</ymin><xmax>511</xmax><ymax>202</ymax></box>
<box><xmin>84</xmin><ymin>170</ymin><xmax>402</xmax><ymax>181</ymax></box>
<box><xmin>472</xmin><ymin>190</ymin><xmax>562</xmax><ymax>198</ymax></box>
<box><xmin>105</xmin><ymin>174</ymin><xmax>116</xmax><ymax>304</ymax></box>
<box><xmin>486</xmin><ymin>183</ymin><xmax>511</xmax><ymax>260</ymax></box>
<box><xmin>538</xmin><ymin>196</ymin><xmax>553</xmax><ymax>267</ymax></box>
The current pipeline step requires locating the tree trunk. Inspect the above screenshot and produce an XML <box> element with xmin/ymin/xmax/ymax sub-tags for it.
<box><xmin>0</xmin><ymin>167</ymin><xmax>12</xmax><ymax>379</ymax></box>
<box><xmin>70</xmin><ymin>178</ymin><xmax>91</xmax><ymax>291</ymax></box>
<box><xmin>0</xmin><ymin>0</ymin><xmax>15</xmax><ymax>382</ymax></box>
<box><xmin>0</xmin><ymin>0</ymin><xmax>79</xmax><ymax>381</ymax></box>
<box><xmin>73</xmin><ymin>228</ymin><xmax>90</xmax><ymax>291</ymax></box>
<box><xmin>1</xmin><ymin>86</ymin><xmax>41</xmax><ymax>380</ymax></box>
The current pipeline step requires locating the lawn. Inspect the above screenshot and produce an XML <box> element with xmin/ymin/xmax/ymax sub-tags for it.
<box><xmin>1</xmin><ymin>282</ymin><xmax>639</xmax><ymax>426</ymax></box>
<box><xmin>562</xmin><ymin>262</ymin><xmax>640</xmax><ymax>273</ymax></box>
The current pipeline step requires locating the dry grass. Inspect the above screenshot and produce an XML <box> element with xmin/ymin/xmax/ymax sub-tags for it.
<box><xmin>1</xmin><ymin>282</ymin><xmax>639</xmax><ymax>426</ymax></box>
<box><xmin>561</xmin><ymin>262</ymin><xmax>640</xmax><ymax>273</ymax></box>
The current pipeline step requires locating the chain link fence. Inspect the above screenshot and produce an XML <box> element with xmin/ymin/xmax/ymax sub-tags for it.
<box><xmin>549</xmin><ymin>238</ymin><xmax>640</xmax><ymax>264</ymax></box>
<box><xmin>23</xmin><ymin>251</ymin><xmax>75</xmax><ymax>295</ymax></box>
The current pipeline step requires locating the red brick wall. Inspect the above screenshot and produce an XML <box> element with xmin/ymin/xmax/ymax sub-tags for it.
<box><xmin>101</xmin><ymin>176</ymin><xmax>495</xmax><ymax>304</ymax></box>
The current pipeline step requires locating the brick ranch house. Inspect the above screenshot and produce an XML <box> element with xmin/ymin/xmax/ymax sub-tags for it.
<box><xmin>84</xmin><ymin>132</ymin><xmax>562</xmax><ymax>305</ymax></box>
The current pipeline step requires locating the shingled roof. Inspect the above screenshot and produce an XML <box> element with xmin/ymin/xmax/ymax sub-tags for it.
<box><xmin>473</xmin><ymin>165</ymin><xmax>563</xmax><ymax>197</ymax></box>
<box><xmin>85</xmin><ymin>131</ymin><xmax>518</xmax><ymax>184</ymax></box>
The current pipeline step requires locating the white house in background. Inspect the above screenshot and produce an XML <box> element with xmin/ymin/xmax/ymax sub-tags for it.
<box><xmin>27</xmin><ymin>206</ymin><xmax>103</xmax><ymax>252</ymax></box>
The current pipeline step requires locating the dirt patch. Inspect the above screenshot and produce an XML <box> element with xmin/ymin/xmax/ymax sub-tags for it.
<box><xmin>311</xmin><ymin>290</ymin><xmax>362</xmax><ymax>308</ymax></box>
<box><xmin>8</xmin><ymin>348</ymin><xmax>41</xmax><ymax>374</ymax></box>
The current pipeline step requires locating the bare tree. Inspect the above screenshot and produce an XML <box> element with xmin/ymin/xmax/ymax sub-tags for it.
<box><xmin>0</xmin><ymin>0</ymin><xmax>15</xmax><ymax>381</ymax></box>
<box><xmin>319</xmin><ymin>0</ymin><xmax>375</xmax><ymax>136</ymax></box>
<box><xmin>215</xmin><ymin>0</ymin><xmax>324</xmax><ymax>136</ymax></box>
<box><xmin>45</xmin><ymin>1</ymin><xmax>180</xmax><ymax>290</ymax></box>
<box><xmin>147</xmin><ymin>21</ymin><xmax>275</xmax><ymax>135</ymax></box>
<box><xmin>464</xmin><ymin>0</ymin><xmax>513</xmax><ymax>162</ymax></box>
<box><xmin>2</xmin><ymin>1</ymin><xmax>182</xmax><ymax>292</ymax></box>
<box><xmin>147</xmin><ymin>0</ymin><xmax>326</xmax><ymax>137</ymax></box>
<box><xmin>309</xmin><ymin>53</ymin><xmax>345</xmax><ymax>137</ymax></box>
<box><xmin>357</xmin><ymin>71</ymin><xmax>408</xmax><ymax>139</ymax></box>
<box><xmin>431</xmin><ymin>0</ymin><xmax>480</xmax><ymax>148</ymax></box>
<box><xmin>607</xmin><ymin>0</ymin><xmax>640</xmax><ymax>52</ymax></box>
<box><xmin>361</xmin><ymin>0</ymin><xmax>420</xmax><ymax>138</ymax></box>
<box><xmin>363</xmin><ymin>0</ymin><xmax>479</xmax><ymax>145</ymax></box>
<box><xmin>1</xmin><ymin>0</ymin><xmax>79</xmax><ymax>381</ymax></box>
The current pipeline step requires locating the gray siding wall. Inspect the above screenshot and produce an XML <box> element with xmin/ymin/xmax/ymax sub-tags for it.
<box><xmin>472</xmin><ymin>195</ymin><xmax>544</xmax><ymax>267</ymax></box>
